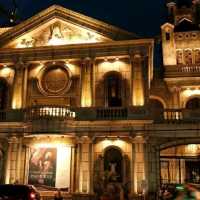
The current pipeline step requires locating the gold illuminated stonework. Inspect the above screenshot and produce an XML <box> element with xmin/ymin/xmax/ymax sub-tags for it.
<box><xmin>1</xmin><ymin>2</ymin><xmax>200</xmax><ymax>200</ymax></box>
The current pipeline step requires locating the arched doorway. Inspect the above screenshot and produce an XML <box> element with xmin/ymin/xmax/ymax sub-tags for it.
<box><xmin>186</xmin><ymin>97</ymin><xmax>200</xmax><ymax>109</ymax></box>
<box><xmin>0</xmin><ymin>79</ymin><xmax>8</xmax><ymax>110</ymax></box>
<box><xmin>149</xmin><ymin>99</ymin><xmax>164</xmax><ymax>121</ymax></box>
<box><xmin>104</xmin><ymin>147</ymin><xmax>123</xmax><ymax>182</ymax></box>
<box><xmin>104</xmin><ymin>72</ymin><xmax>122</xmax><ymax>107</ymax></box>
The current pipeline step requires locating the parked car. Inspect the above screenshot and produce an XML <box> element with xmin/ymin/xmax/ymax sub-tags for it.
<box><xmin>0</xmin><ymin>184</ymin><xmax>40</xmax><ymax>200</ymax></box>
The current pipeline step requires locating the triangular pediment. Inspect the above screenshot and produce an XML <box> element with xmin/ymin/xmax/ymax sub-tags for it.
<box><xmin>0</xmin><ymin>5</ymin><xmax>137</xmax><ymax>48</ymax></box>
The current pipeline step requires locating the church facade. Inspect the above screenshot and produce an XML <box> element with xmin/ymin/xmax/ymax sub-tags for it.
<box><xmin>0</xmin><ymin>1</ymin><xmax>199</xmax><ymax>199</ymax></box>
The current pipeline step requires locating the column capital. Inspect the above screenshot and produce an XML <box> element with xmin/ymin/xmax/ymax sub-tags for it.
<box><xmin>131</xmin><ymin>134</ymin><xmax>147</xmax><ymax>144</ymax></box>
<box><xmin>7</xmin><ymin>136</ymin><xmax>18</xmax><ymax>144</ymax></box>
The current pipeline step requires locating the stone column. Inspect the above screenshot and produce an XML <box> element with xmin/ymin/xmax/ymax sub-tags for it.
<box><xmin>130</xmin><ymin>142</ymin><xmax>135</xmax><ymax>194</ymax></box>
<box><xmin>92</xmin><ymin>59</ymin><xmax>96</xmax><ymax>107</ymax></box>
<box><xmin>5</xmin><ymin>137</ymin><xmax>18</xmax><ymax>184</ymax></box>
<box><xmin>22</xmin><ymin>65</ymin><xmax>29</xmax><ymax>108</ymax></box>
<box><xmin>12</xmin><ymin>61</ymin><xmax>27</xmax><ymax>109</ymax></box>
<box><xmin>144</xmin><ymin>142</ymin><xmax>160</xmax><ymax>200</ymax></box>
<box><xmin>70</xmin><ymin>146</ymin><xmax>75</xmax><ymax>193</ymax></box>
<box><xmin>89</xmin><ymin>138</ymin><xmax>94</xmax><ymax>194</ymax></box>
<box><xmin>132</xmin><ymin>135</ymin><xmax>146</xmax><ymax>195</ymax></box>
<box><xmin>23</xmin><ymin>145</ymin><xmax>30</xmax><ymax>184</ymax></box>
<box><xmin>75</xmin><ymin>139</ymin><xmax>82</xmax><ymax>193</ymax></box>
<box><xmin>81</xmin><ymin>58</ymin><xmax>94</xmax><ymax>107</ymax></box>
<box><xmin>130</xmin><ymin>54</ymin><xmax>145</xmax><ymax>106</ymax></box>
<box><xmin>79</xmin><ymin>137</ymin><xmax>91</xmax><ymax>193</ymax></box>
<box><xmin>16</xmin><ymin>137</ymin><xmax>23</xmax><ymax>183</ymax></box>
<box><xmin>172</xmin><ymin>87</ymin><xmax>181</xmax><ymax>109</ymax></box>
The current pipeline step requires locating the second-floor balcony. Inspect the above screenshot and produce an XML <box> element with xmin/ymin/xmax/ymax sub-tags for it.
<box><xmin>0</xmin><ymin>106</ymin><xmax>200</xmax><ymax>124</ymax></box>
<box><xmin>165</xmin><ymin>64</ymin><xmax>200</xmax><ymax>78</ymax></box>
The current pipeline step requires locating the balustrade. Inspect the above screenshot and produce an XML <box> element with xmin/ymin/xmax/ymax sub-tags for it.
<box><xmin>96</xmin><ymin>107</ymin><xmax>128</xmax><ymax>120</ymax></box>
<box><xmin>25</xmin><ymin>105</ymin><xmax>76</xmax><ymax>121</ymax></box>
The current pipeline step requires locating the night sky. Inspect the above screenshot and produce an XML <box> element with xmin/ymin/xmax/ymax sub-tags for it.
<box><xmin>0</xmin><ymin>0</ymin><xmax>167</xmax><ymax>37</ymax></box>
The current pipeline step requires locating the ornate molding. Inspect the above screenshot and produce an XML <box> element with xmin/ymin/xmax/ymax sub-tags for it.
<box><xmin>37</xmin><ymin>62</ymin><xmax>72</xmax><ymax>96</ymax></box>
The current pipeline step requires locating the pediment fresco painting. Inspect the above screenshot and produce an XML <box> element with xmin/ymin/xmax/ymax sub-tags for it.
<box><xmin>4</xmin><ymin>19</ymin><xmax>111</xmax><ymax>48</ymax></box>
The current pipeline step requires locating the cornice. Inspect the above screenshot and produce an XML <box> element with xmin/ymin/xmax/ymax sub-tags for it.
<box><xmin>0</xmin><ymin>39</ymin><xmax>154</xmax><ymax>63</ymax></box>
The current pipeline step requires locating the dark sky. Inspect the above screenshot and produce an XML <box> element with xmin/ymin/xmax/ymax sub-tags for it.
<box><xmin>0</xmin><ymin>0</ymin><xmax>167</xmax><ymax>37</ymax></box>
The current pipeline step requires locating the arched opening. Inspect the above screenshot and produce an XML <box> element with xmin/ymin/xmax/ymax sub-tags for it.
<box><xmin>0</xmin><ymin>79</ymin><xmax>8</xmax><ymax>110</ymax></box>
<box><xmin>104</xmin><ymin>72</ymin><xmax>122</xmax><ymax>107</ymax></box>
<box><xmin>160</xmin><ymin>144</ymin><xmax>200</xmax><ymax>185</ymax></box>
<box><xmin>149</xmin><ymin>99</ymin><xmax>164</xmax><ymax>120</ymax></box>
<box><xmin>104</xmin><ymin>147</ymin><xmax>123</xmax><ymax>182</ymax></box>
<box><xmin>186</xmin><ymin>97</ymin><xmax>200</xmax><ymax>109</ymax></box>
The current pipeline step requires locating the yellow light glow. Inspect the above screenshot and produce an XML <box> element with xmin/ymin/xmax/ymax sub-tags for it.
<box><xmin>12</xmin><ymin>94</ymin><xmax>22</xmax><ymax>109</ymax></box>
<box><xmin>66</xmin><ymin>63</ymin><xmax>77</xmax><ymax>75</ymax></box>
<box><xmin>0</xmin><ymin>67</ymin><xmax>13</xmax><ymax>77</ymax></box>
<box><xmin>33</xmin><ymin>142</ymin><xmax>69</xmax><ymax>148</ymax></box>
<box><xmin>187</xmin><ymin>144</ymin><xmax>198</xmax><ymax>154</ymax></box>
<box><xmin>99</xmin><ymin>60</ymin><xmax>127</xmax><ymax>73</ymax></box>
<box><xmin>182</xmin><ymin>89</ymin><xmax>200</xmax><ymax>97</ymax></box>
<box><xmin>48</xmin><ymin>37</ymin><xmax>65</xmax><ymax>46</ymax></box>
<box><xmin>29</xmin><ymin>64</ymin><xmax>44</xmax><ymax>78</ymax></box>
<box><xmin>101</xmin><ymin>138</ymin><xmax>126</xmax><ymax>150</ymax></box>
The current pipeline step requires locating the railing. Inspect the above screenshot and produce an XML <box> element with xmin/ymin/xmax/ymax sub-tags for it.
<box><xmin>164</xmin><ymin>109</ymin><xmax>183</xmax><ymax>121</ymax></box>
<box><xmin>179</xmin><ymin>65</ymin><xmax>200</xmax><ymax>73</ymax></box>
<box><xmin>96</xmin><ymin>107</ymin><xmax>128</xmax><ymax>120</ymax></box>
<box><xmin>165</xmin><ymin>65</ymin><xmax>200</xmax><ymax>78</ymax></box>
<box><xmin>25</xmin><ymin>106</ymin><xmax>76</xmax><ymax>121</ymax></box>
<box><xmin>0</xmin><ymin>109</ymin><xmax>24</xmax><ymax>122</ymax></box>
<box><xmin>0</xmin><ymin>106</ymin><xmax>200</xmax><ymax>123</ymax></box>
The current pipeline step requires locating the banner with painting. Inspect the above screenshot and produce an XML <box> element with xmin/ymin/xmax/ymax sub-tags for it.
<box><xmin>28</xmin><ymin>148</ymin><xmax>57</xmax><ymax>187</ymax></box>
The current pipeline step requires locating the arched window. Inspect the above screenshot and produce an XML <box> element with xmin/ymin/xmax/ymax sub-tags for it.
<box><xmin>104</xmin><ymin>72</ymin><xmax>122</xmax><ymax>107</ymax></box>
<box><xmin>176</xmin><ymin>50</ymin><xmax>183</xmax><ymax>65</ymax></box>
<box><xmin>186</xmin><ymin>98</ymin><xmax>200</xmax><ymax>109</ymax></box>
<box><xmin>194</xmin><ymin>49</ymin><xmax>200</xmax><ymax>64</ymax></box>
<box><xmin>149</xmin><ymin>99</ymin><xmax>164</xmax><ymax>120</ymax></box>
<box><xmin>184</xmin><ymin>50</ymin><xmax>193</xmax><ymax>65</ymax></box>
<box><xmin>104</xmin><ymin>147</ymin><xmax>123</xmax><ymax>182</ymax></box>
<box><xmin>0</xmin><ymin>79</ymin><xmax>8</xmax><ymax>110</ymax></box>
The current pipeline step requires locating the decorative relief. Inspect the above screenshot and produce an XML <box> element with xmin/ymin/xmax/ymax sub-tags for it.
<box><xmin>38</xmin><ymin>65</ymin><xmax>71</xmax><ymax>96</ymax></box>
<box><xmin>175</xmin><ymin>32</ymin><xmax>199</xmax><ymax>41</ymax></box>
<box><xmin>9</xmin><ymin>20</ymin><xmax>109</xmax><ymax>48</ymax></box>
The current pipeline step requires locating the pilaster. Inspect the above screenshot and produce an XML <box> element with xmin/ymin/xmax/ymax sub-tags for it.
<box><xmin>12</xmin><ymin>61</ymin><xmax>28</xmax><ymax>109</ymax></box>
<box><xmin>144</xmin><ymin>141</ymin><xmax>160</xmax><ymax>199</ymax></box>
<box><xmin>5</xmin><ymin>137</ymin><xmax>20</xmax><ymax>184</ymax></box>
<box><xmin>80</xmin><ymin>58</ymin><xmax>94</xmax><ymax>107</ymax></box>
<box><xmin>132</xmin><ymin>135</ymin><xmax>146</xmax><ymax>195</ymax></box>
<box><xmin>130</xmin><ymin>54</ymin><xmax>145</xmax><ymax>106</ymax></box>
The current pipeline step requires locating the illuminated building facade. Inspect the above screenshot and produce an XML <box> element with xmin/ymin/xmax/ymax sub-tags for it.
<box><xmin>0</xmin><ymin>2</ymin><xmax>199</xmax><ymax>199</ymax></box>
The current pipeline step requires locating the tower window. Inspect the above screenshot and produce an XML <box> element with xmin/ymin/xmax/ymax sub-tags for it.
<box><xmin>166</xmin><ymin>32</ymin><xmax>170</xmax><ymax>41</ymax></box>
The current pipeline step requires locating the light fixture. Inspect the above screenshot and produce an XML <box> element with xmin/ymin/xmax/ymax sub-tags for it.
<box><xmin>104</xmin><ymin>57</ymin><xmax>108</xmax><ymax>62</ymax></box>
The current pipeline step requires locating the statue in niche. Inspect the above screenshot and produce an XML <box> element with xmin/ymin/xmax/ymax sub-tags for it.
<box><xmin>108</xmin><ymin>162</ymin><xmax>119</xmax><ymax>182</ymax></box>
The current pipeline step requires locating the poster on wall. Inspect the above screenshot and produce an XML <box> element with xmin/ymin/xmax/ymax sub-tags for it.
<box><xmin>28</xmin><ymin>148</ymin><xmax>57</xmax><ymax>187</ymax></box>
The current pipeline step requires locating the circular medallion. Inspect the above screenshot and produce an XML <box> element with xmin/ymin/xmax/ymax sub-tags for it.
<box><xmin>40</xmin><ymin>66</ymin><xmax>71</xmax><ymax>95</ymax></box>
